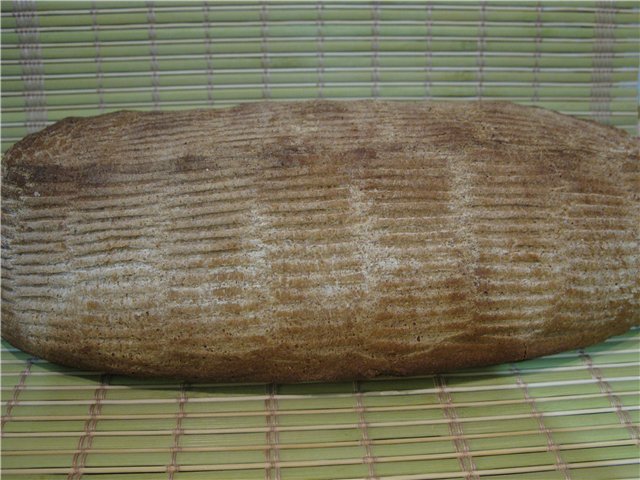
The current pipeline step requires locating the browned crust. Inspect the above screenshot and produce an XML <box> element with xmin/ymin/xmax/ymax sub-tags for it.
<box><xmin>2</xmin><ymin>100</ymin><xmax>638</xmax><ymax>383</ymax></box>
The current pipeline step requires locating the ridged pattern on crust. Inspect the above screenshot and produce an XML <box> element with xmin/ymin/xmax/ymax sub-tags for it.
<box><xmin>1</xmin><ymin>101</ymin><xmax>638</xmax><ymax>382</ymax></box>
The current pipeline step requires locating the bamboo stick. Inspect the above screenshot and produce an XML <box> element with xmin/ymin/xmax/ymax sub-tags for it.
<box><xmin>3</xmin><ymin>406</ymin><xmax>638</xmax><ymax>438</ymax></box>
<box><xmin>3</xmin><ymin>390</ymin><xmax>637</xmax><ymax>422</ymax></box>
<box><xmin>2</xmin><ymin>454</ymin><xmax>639</xmax><ymax>476</ymax></box>
<box><xmin>3</xmin><ymin>426</ymin><xmax>636</xmax><ymax>456</ymax></box>
<box><xmin>2</xmin><ymin>376</ymin><xmax>637</xmax><ymax>398</ymax></box>
<box><xmin>357</xmin><ymin>458</ymin><xmax>640</xmax><ymax>480</ymax></box>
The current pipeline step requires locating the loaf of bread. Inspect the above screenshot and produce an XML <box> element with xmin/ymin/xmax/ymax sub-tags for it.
<box><xmin>2</xmin><ymin>101</ymin><xmax>638</xmax><ymax>382</ymax></box>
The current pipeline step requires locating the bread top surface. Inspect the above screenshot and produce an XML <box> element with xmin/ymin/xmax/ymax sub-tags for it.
<box><xmin>3</xmin><ymin>100</ymin><xmax>636</xmax><ymax>179</ymax></box>
<box><xmin>1</xmin><ymin>100</ymin><xmax>638</xmax><ymax>382</ymax></box>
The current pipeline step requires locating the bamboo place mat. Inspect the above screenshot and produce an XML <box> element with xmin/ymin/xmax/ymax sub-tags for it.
<box><xmin>1</xmin><ymin>1</ymin><xmax>640</xmax><ymax>479</ymax></box>
<box><xmin>1</xmin><ymin>0</ymin><xmax>639</xmax><ymax>154</ymax></box>
<box><xmin>1</xmin><ymin>328</ymin><xmax>639</xmax><ymax>479</ymax></box>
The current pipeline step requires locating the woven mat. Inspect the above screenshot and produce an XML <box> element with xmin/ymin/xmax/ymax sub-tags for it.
<box><xmin>2</xmin><ymin>1</ymin><xmax>639</xmax><ymax>154</ymax></box>
<box><xmin>1</xmin><ymin>328</ymin><xmax>638</xmax><ymax>479</ymax></box>
<box><xmin>2</xmin><ymin>1</ymin><xmax>639</xmax><ymax>479</ymax></box>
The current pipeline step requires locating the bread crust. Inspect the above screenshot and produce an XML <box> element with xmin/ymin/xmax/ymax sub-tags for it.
<box><xmin>1</xmin><ymin>100</ymin><xmax>638</xmax><ymax>382</ymax></box>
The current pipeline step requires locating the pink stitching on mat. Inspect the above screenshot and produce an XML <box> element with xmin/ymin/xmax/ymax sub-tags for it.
<box><xmin>590</xmin><ymin>2</ymin><xmax>614</xmax><ymax>125</ymax></box>
<box><xmin>90</xmin><ymin>2</ymin><xmax>105</xmax><ymax>112</ymax></box>
<box><xmin>203</xmin><ymin>1</ymin><xmax>214</xmax><ymax>106</ymax></box>
<box><xmin>167</xmin><ymin>382</ymin><xmax>188</xmax><ymax>480</ymax></box>
<box><xmin>260</xmin><ymin>2</ymin><xmax>271</xmax><ymax>100</ymax></box>
<box><xmin>371</xmin><ymin>2</ymin><xmax>381</xmax><ymax>99</ymax></box>
<box><xmin>511</xmin><ymin>365</ymin><xmax>571</xmax><ymax>480</ymax></box>
<box><xmin>265</xmin><ymin>383</ymin><xmax>281</xmax><ymax>480</ymax></box>
<box><xmin>316</xmin><ymin>2</ymin><xmax>325</xmax><ymax>99</ymax></box>
<box><xmin>1</xmin><ymin>357</ymin><xmax>35</xmax><ymax>431</ymax></box>
<box><xmin>476</xmin><ymin>1</ymin><xmax>487</xmax><ymax>100</ymax></box>
<box><xmin>146</xmin><ymin>2</ymin><xmax>161</xmax><ymax>110</ymax></box>
<box><xmin>13</xmin><ymin>0</ymin><xmax>47</xmax><ymax>134</ymax></box>
<box><xmin>579</xmin><ymin>350</ymin><xmax>640</xmax><ymax>443</ymax></box>
<box><xmin>532</xmin><ymin>1</ymin><xmax>542</xmax><ymax>103</ymax></box>
<box><xmin>435</xmin><ymin>375</ymin><xmax>478</xmax><ymax>480</ymax></box>
<box><xmin>354</xmin><ymin>380</ymin><xmax>378</xmax><ymax>480</ymax></box>
<box><xmin>68</xmin><ymin>373</ymin><xmax>111</xmax><ymax>480</ymax></box>
<box><xmin>424</xmin><ymin>3</ymin><xmax>433</xmax><ymax>99</ymax></box>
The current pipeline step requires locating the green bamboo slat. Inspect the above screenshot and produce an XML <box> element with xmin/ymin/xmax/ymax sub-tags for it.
<box><xmin>22</xmin><ymin>375</ymin><xmax>105</xmax><ymax>388</ymax></box>
<box><xmin>1</xmin><ymin>126</ymin><xmax>29</xmax><ymax>140</ymax></box>
<box><xmin>1</xmin><ymin>350</ymin><xmax>33</xmax><ymax>361</ymax></box>
<box><xmin>2</xmin><ymin>24</ymin><xmax>639</xmax><ymax>45</ymax></box>
<box><xmin>471</xmin><ymin>469</ymin><xmax>565</xmax><ymax>480</ymax></box>
<box><xmin>179</xmin><ymin>431</ymin><xmax>273</xmax><ymax>449</ymax></box>
<box><xmin>84</xmin><ymin>452</ymin><xmax>177</xmax><ymax>469</ymax></box>
<box><xmin>369</xmin><ymin>439</ymin><xmax>461</xmax><ymax>458</ymax></box>
<box><xmin>1</xmin><ymin>438</ymin><xmax>82</xmax><ymax>454</ymax></box>
<box><xmin>588</xmin><ymin>339</ymin><xmax>639</xmax><ymax>352</ymax></box>
<box><xmin>90</xmin><ymin>434</ymin><xmax>175</xmax><ymax>450</ymax></box>
<box><xmin>0</xmin><ymin>474</ymin><xmax>261</xmax><ymax>480</ymax></box>
<box><xmin>2</xmin><ymin>458</ymin><xmax>74</xmax><ymax>473</ymax></box>
<box><xmin>541</xmin><ymin>427</ymin><xmax>637</xmax><ymax>446</ymax></box>
<box><xmin>2</xmin><ymin>3</ymin><xmax>638</xmax><ymax>25</ymax></box>
<box><xmin>1</xmin><ymin>69</ymin><xmax>638</xmax><ymax>86</ymax></box>
<box><xmin>3</xmin><ymin>38</ymin><xmax>638</xmax><ymax>61</ymax></box>
<box><xmin>2</xmin><ymin>54</ymin><xmax>638</xmax><ymax>77</ymax></box>
<box><xmin>546</xmin><ymin>410</ymin><xmax>639</xmax><ymax>430</ymax></box>
<box><xmin>587</xmin><ymin>351</ymin><xmax>640</xmax><ymax>363</ymax></box>
<box><xmin>15</xmin><ymin>0</ymin><xmax>634</xmax><ymax>10</ymax></box>
<box><xmin>533</xmin><ymin>396</ymin><xmax>623</xmax><ymax>413</ymax></box>
<box><xmin>469</xmin><ymin>427</ymin><xmax>629</xmax><ymax>451</ymax></box>
<box><xmin>3</xmin><ymin>70</ymin><xmax>637</xmax><ymax>93</ymax></box>
<box><xmin>526</xmin><ymin>380</ymin><xmax>638</xmax><ymax>400</ymax></box>
<box><xmin>468</xmin><ymin>451</ymin><xmax>566</xmax><ymax>471</ymax></box>
<box><xmin>4</xmin><ymin>390</ymin><xmax>100</xmax><ymax>402</ymax></box>
<box><xmin>6</xmin><ymin>404</ymin><xmax>103</xmax><ymax>418</ymax></box>
<box><xmin>4</xmin><ymin>8</ymin><xmax>639</xmax><ymax>24</ymax></box>
<box><xmin>276</xmin><ymin>464</ymin><xmax>372</xmax><ymax>480</ymax></box>
<box><xmin>19</xmin><ymin>412</ymin><xmax>600</xmax><ymax>436</ymax></box>
<box><xmin>618</xmin><ymin>392</ymin><xmax>640</xmax><ymax>408</ymax></box>
<box><xmin>175</xmin><ymin>450</ymin><xmax>272</xmax><ymax>469</ymax></box>
<box><xmin>15</xmin><ymin>8</ymin><xmax>634</xmax><ymax>24</ymax></box>
<box><xmin>371</xmin><ymin>457</ymin><xmax>470</xmax><ymax>476</ymax></box>
<box><xmin>2</xmin><ymin>38</ymin><xmax>639</xmax><ymax>59</ymax></box>
<box><xmin>552</xmin><ymin>465</ymin><xmax>640</xmax><ymax>480</ymax></box>
<box><xmin>0</xmin><ymin>364</ymin><xmax>32</xmax><ymax>374</ymax></box>
<box><xmin>563</xmin><ymin>445</ymin><xmax>639</xmax><ymax>463</ymax></box>
<box><xmin>2</xmin><ymin>420</ymin><xmax>88</xmax><ymax>434</ymax></box>
<box><xmin>184</xmin><ymin>472</ymin><xmax>265</xmax><ymax>480</ymax></box>
<box><xmin>4</xmin><ymin>466</ymin><xmax>631</xmax><ymax>480</ymax></box>
<box><xmin>186</xmin><ymin>400</ymin><xmax>269</xmax><ymax>415</ymax></box>
<box><xmin>2</xmin><ymin>141</ymin><xmax>19</xmax><ymax>152</ymax></box>
<box><xmin>2</xmin><ymin>426</ymin><xmax>635</xmax><ymax>457</ymax></box>
<box><xmin>2</xmin><ymin>84</ymin><xmax>635</xmax><ymax>103</ymax></box>
<box><xmin>3</xmin><ymin>387</ymin><xmax>636</xmax><ymax>421</ymax></box>
<box><xmin>13</xmin><ymin>20</ymin><xmax>639</xmax><ymax>37</ymax></box>
<box><xmin>521</xmin><ymin>349</ymin><xmax>639</xmax><ymax>366</ymax></box>
<box><xmin>86</xmin><ymin>450</ymin><xmax>263</xmax><ymax>468</ymax></box>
